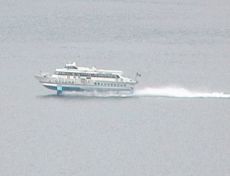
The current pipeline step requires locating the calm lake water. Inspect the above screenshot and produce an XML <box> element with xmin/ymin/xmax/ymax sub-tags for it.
<box><xmin>0</xmin><ymin>0</ymin><xmax>230</xmax><ymax>175</ymax></box>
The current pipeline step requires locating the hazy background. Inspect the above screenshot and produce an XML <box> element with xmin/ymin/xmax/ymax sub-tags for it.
<box><xmin>0</xmin><ymin>0</ymin><xmax>230</xmax><ymax>175</ymax></box>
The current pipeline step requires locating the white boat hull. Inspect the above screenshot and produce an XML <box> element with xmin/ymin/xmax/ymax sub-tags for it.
<box><xmin>35</xmin><ymin>63</ymin><xmax>139</xmax><ymax>95</ymax></box>
<box><xmin>36</xmin><ymin>75</ymin><xmax>135</xmax><ymax>94</ymax></box>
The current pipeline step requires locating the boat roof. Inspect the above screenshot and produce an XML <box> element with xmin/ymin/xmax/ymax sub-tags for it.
<box><xmin>56</xmin><ymin>63</ymin><xmax>123</xmax><ymax>75</ymax></box>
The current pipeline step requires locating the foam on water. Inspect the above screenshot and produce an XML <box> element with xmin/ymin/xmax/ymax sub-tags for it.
<box><xmin>62</xmin><ymin>87</ymin><xmax>230</xmax><ymax>99</ymax></box>
<box><xmin>133</xmin><ymin>87</ymin><xmax>230</xmax><ymax>98</ymax></box>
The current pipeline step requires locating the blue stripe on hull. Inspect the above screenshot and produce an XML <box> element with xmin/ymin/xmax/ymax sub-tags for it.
<box><xmin>43</xmin><ymin>85</ymin><xmax>83</xmax><ymax>91</ymax></box>
<box><xmin>43</xmin><ymin>84</ymin><xmax>132</xmax><ymax>92</ymax></box>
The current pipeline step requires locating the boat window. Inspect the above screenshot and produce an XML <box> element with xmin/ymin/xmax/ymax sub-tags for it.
<box><xmin>71</xmin><ymin>72</ymin><xmax>119</xmax><ymax>78</ymax></box>
<box><xmin>86</xmin><ymin>73</ymin><xmax>118</xmax><ymax>78</ymax></box>
<box><xmin>80</xmin><ymin>73</ymin><xmax>91</xmax><ymax>77</ymax></box>
<box><xmin>65</xmin><ymin>66</ymin><xmax>77</xmax><ymax>69</ymax></box>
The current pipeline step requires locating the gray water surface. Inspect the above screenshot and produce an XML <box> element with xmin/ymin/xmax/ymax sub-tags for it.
<box><xmin>0</xmin><ymin>0</ymin><xmax>230</xmax><ymax>175</ymax></box>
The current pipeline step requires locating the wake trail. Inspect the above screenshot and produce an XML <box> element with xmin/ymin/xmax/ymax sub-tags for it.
<box><xmin>60</xmin><ymin>87</ymin><xmax>230</xmax><ymax>99</ymax></box>
<box><xmin>133</xmin><ymin>87</ymin><xmax>230</xmax><ymax>98</ymax></box>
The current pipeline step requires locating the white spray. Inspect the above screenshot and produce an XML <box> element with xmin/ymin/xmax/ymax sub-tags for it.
<box><xmin>133</xmin><ymin>87</ymin><xmax>230</xmax><ymax>98</ymax></box>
